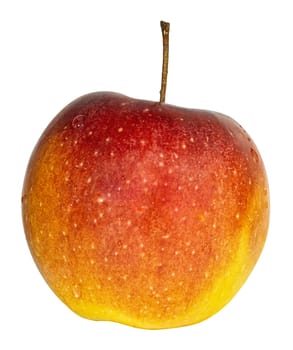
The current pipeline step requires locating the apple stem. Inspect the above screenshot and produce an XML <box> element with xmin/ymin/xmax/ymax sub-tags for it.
<box><xmin>160</xmin><ymin>21</ymin><xmax>170</xmax><ymax>103</ymax></box>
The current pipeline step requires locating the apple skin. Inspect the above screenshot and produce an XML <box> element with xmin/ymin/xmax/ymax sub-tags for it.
<box><xmin>22</xmin><ymin>92</ymin><xmax>269</xmax><ymax>329</ymax></box>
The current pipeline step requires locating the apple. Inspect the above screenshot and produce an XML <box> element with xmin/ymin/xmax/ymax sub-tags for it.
<box><xmin>22</xmin><ymin>91</ymin><xmax>269</xmax><ymax>329</ymax></box>
<box><xmin>21</xmin><ymin>22</ymin><xmax>269</xmax><ymax>329</ymax></box>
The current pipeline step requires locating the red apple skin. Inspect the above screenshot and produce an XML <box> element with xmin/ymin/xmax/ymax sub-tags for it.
<box><xmin>22</xmin><ymin>92</ymin><xmax>269</xmax><ymax>329</ymax></box>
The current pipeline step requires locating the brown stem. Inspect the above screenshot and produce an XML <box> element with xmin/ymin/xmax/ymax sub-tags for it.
<box><xmin>160</xmin><ymin>21</ymin><xmax>170</xmax><ymax>103</ymax></box>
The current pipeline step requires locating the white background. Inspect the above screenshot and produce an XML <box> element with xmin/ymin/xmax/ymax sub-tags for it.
<box><xmin>1</xmin><ymin>0</ymin><xmax>292</xmax><ymax>348</ymax></box>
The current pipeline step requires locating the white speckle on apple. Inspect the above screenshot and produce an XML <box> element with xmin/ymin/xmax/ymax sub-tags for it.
<box><xmin>110</xmin><ymin>151</ymin><xmax>115</xmax><ymax>157</ymax></box>
<box><xmin>91</xmin><ymin>242</ymin><xmax>96</xmax><ymax>249</ymax></box>
<box><xmin>175</xmin><ymin>251</ymin><xmax>179</xmax><ymax>255</ymax></box>
<box><xmin>88</xmin><ymin>131</ymin><xmax>93</xmax><ymax>136</ymax></box>
<box><xmin>122</xmin><ymin>244</ymin><xmax>128</xmax><ymax>249</ymax></box>
<box><xmin>94</xmin><ymin>150</ymin><xmax>99</xmax><ymax>157</ymax></box>
<box><xmin>182</xmin><ymin>143</ymin><xmax>187</xmax><ymax>149</ymax></box>
<box><xmin>72</xmin><ymin>284</ymin><xmax>81</xmax><ymax>299</ymax></box>
<box><xmin>114</xmin><ymin>251</ymin><xmax>118</xmax><ymax>256</ymax></box>
<box><xmin>190</xmin><ymin>137</ymin><xmax>195</xmax><ymax>143</ymax></box>
<box><xmin>162</xmin><ymin>234</ymin><xmax>170</xmax><ymax>239</ymax></box>
<box><xmin>73</xmin><ymin>223</ymin><xmax>78</xmax><ymax>228</ymax></box>
<box><xmin>75</xmin><ymin>161</ymin><xmax>84</xmax><ymax>168</ymax></box>
<box><xmin>235</xmin><ymin>213</ymin><xmax>240</xmax><ymax>219</ymax></box>
<box><xmin>126</xmin><ymin>220</ymin><xmax>132</xmax><ymax>227</ymax></box>
<box><xmin>117</xmin><ymin>127</ymin><xmax>123</xmax><ymax>133</ymax></box>
<box><xmin>90</xmin><ymin>259</ymin><xmax>95</xmax><ymax>265</ymax></box>
<box><xmin>104</xmin><ymin>257</ymin><xmax>108</xmax><ymax>262</ymax></box>
<box><xmin>171</xmin><ymin>272</ymin><xmax>176</xmax><ymax>277</ymax></box>
<box><xmin>142</xmin><ymin>108</ymin><xmax>149</xmax><ymax>113</ymax></box>
<box><xmin>159</xmin><ymin>161</ymin><xmax>164</xmax><ymax>167</ymax></box>
<box><xmin>87</xmin><ymin>177</ymin><xmax>92</xmax><ymax>184</ymax></box>
<box><xmin>97</xmin><ymin>197</ymin><xmax>104</xmax><ymax>204</ymax></box>
<box><xmin>191</xmin><ymin>250</ymin><xmax>196</xmax><ymax>255</ymax></box>
<box><xmin>107</xmin><ymin>276</ymin><xmax>112</xmax><ymax>281</ymax></box>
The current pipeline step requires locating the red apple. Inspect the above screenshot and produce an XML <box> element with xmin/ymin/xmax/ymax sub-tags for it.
<box><xmin>22</xmin><ymin>91</ymin><xmax>269</xmax><ymax>329</ymax></box>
